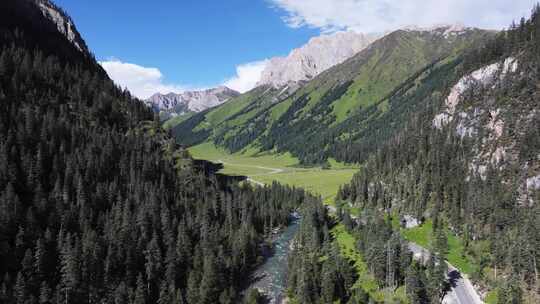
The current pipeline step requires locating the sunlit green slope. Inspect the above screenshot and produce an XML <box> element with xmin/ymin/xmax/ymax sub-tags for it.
<box><xmin>174</xmin><ymin>28</ymin><xmax>493</xmax><ymax>165</ymax></box>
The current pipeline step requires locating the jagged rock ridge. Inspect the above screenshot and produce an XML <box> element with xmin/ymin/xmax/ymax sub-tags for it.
<box><xmin>257</xmin><ymin>31</ymin><xmax>380</xmax><ymax>87</ymax></box>
<box><xmin>33</xmin><ymin>0</ymin><xmax>90</xmax><ymax>54</ymax></box>
<box><xmin>402</xmin><ymin>23</ymin><xmax>472</xmax><ymax>38</ymax></box>
<box><xmin>173</xmin><ymin>26</ymin><xmax>494</xmax><ymax>161</ymax></box>
<box><xmin>146</xmin><ymin>86</ymin><xmax>240</xmax><ymax>115</ymax></box>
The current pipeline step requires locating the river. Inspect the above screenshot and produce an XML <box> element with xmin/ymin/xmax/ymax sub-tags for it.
<box><xmin>248</xmin><ymin>215</ymin><xmax>300</xmax><ymax>304</ymax></box>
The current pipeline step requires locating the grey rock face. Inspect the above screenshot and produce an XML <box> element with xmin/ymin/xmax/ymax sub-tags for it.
<box><xmin>34</xmin><ymin>0</ymin><xmax>89</xmax><ymax>54</ymax></box>
<box><xmin>146</xmin><ymin>86</ymin><xmax>240</xmax><ymax>115</ymax></box>
<box><xmin>258</xmin><ymin>31</ymin><xmax>379</xmax><ymax>87</ymax></box>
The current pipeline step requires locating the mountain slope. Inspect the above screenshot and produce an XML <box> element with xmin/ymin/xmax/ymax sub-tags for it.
<box><xmin>174</xmin><ymin>26</ymin><xmax>494</xmax><ymax>164</ymax></box>
<box><xmin>162</xmin><ymin>31</ymin><xmax>376</xmax><ymax>129</ymax></box>
<box><xmin>335</xmin><ymin>10</ymin><xmax>540</xmax><ymax>302</ymax></box>
<box><xmin>258</xmin><ymin>31</ymin><xmax>379</xmax><ymax>87</ymax></box>
<box><xmin>157</xmin><ymin>31</ymin><xmax>375</xmax><ymax>129</ymax></box>
<box><xmin>33</xmin><ymin>0</ymin><xmax>89</xmax><ymax>54</ymax></box>
<box><xmin>0</xmin><ymin>0</ymin><xmax>94</xmax><ymax>65</ymax></box>
<box><xmin>173</xmin><ymin>83</ymin><xmax>300</xmax><ymax>147</ymax></box>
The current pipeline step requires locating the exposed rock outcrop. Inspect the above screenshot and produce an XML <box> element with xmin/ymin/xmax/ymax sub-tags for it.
<box><xmin>146</xmin><ymin>86</ymin><xmax>240</xmax><ymax>115</ymax></box>
<box><xmin>258</xmin><ymin>31</ymin><xmax>379</xmax><ymax>87</ymax></box>
<box><xmin>34</xmin><ymin>0</ymin><xmax>89</xmax><ymax>54</ymax></box>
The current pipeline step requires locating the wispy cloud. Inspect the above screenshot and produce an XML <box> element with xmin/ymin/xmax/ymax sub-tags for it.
<box><xmin>269</xmin><ymin>0</ymin><xmax>537</xmax><ymax>33</ymax></box>
<box><xmin>224</xmin><ymin>60</ymin><xmax>269</xmax><ymax>93</ymax></box>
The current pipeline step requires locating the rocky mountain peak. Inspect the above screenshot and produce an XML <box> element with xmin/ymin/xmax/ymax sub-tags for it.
<box><xmin>257</xmin><ymin>31</ymin><xmax>380</xmax><ymax>88</ymax></box>
<box><xmin>146</xmin><ymin>86</ymin><xmax>240</xmax><ymax>115</ymax></box>
<box><xmin>402</xmin><ymin>23</ymin><xmax>473</xmax><ymax>38</ymax></box>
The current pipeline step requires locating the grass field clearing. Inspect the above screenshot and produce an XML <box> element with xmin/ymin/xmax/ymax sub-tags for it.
<box><xmin>401</xmin><ymin>220</ymin><xmax>477</xmax><ymax>275</ymax></box>
<box><xmin>188</xmin><ymin>142</ymin><xmax>358</xmax><ymax>200</ymax></box>
<box><xmin>331</xmin><ymin>224</ymin><xmax>408</xmax><ymax>303</ymax></box>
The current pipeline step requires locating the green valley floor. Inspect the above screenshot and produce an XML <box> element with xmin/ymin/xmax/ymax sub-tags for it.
<box><xmin>189</xmin><ymin>143</ymin><xmax>358</xmax><ymax>203</ymax></box>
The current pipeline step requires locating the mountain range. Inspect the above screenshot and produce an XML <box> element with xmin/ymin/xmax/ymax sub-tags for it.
<box><xmin>1</xmin><ymin>0</ymin><xmax>539</xmax><ymax>303</ymax></box>
<box><xmin>146</xmin><ymin>86</ymin><xmax>240</xmax><ymax>121</ymax></box>
<box><xmin>151</xmin><ymin>26</ymin><xmax>466</xmax><ymax>122</ymax></box>
<box><xmin>150</xmin><ymin>31</ymin><xmax>378</xmax><ymax>126</ymax></box>
<box><xmin>174</xmin><ymin>25</ymin><xmax>494</xmax><ymax>162</ymax></box>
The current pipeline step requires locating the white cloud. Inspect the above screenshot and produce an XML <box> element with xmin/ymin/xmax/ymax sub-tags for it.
<box><xmin>100</xmin><ymin>59</ymin><xmax>268</xmax><ymax>99</ymax></box>
<box><xmin>224</xmin><ymin>60</ymin><xmax>269</xmax><ymax>93</ymax></box>
<box><xmin>269</xmin><ymin>0</ymin><xmax>537</xmax><ymax>33</ymax></box>
<box><xmin>99</xmin><ymin>60</ymin><xmax>188</xmax><ymax>99</ymax></box>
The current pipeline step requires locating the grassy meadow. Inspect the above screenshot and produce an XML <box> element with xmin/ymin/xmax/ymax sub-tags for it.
<box><xmin>188</xmin><ymin>142</ymin><xmax>358</xmax><ymax>201</ymax></box>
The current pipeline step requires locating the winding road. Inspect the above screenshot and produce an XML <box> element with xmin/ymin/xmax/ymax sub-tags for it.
<box><xmin>326</xmin><ymin>206</ymin><xmax>483</xmax><ymax>304</ymax></box>
<box><xmin>216</xmin><ymin>159</ymin><xmax>285</xmax><ymax>186</ymax></box>
<box><xmin>407</xmin><ymin>242</ymin><xmax>483</xmax><ymax>304</ymax></box>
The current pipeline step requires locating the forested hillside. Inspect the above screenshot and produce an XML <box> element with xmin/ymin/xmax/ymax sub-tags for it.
<box><xmin>171</xmin><ymin>5</ymin><xmax>540</xmax><ymax>303</ymax></box>
<box><xmin>2</xmin><ymin>0</ymin><xmax>539</xmax><ymax>304</ymax></box>
<box><xmin>337</xmin><ymin>6</ymin><xmax>540</xmax><ymax>302</ymax></box>
<box><xmin>286</xmin><ymin>203</ymin><xmax>373</xmax><ymax>304</ymax></box>
<box><xmin>0</xmin><ymin>1</ymin><xmax>319</xmax><ymax>303</ymax></box>
<box><xmin>174</xmin><ymin>27</ymin><xmax>493</xmax><ymax>165</ymax></box>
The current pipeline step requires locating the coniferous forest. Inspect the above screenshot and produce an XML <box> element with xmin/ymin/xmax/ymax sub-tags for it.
<box><xmin>285</xmin><ymin>5</ymin><xmax>540</xmax><ymax>304</ymax></box>
<box><xmin>0</xmin><ymin>1</ymin><xmax>322</xmax><ymax>303</ymax></box>
<box><xmin>1</xmin><ymin>0</ymin><xmax>540</xmax><ymax>304</ymax></box>
<box><xmin>334</xmin><ymin>7</ymin><xmax>540</xmax><ymax>303</ymax></box>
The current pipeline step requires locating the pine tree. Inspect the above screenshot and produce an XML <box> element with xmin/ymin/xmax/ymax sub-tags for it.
<box><xmin>0</xmin><ymin>281</ymin><xmax>9</xmax><ymax>304</ymax></box>
<box><xmin>157</xmin><ymin>281</ymin><xmax>170</xmax><ymax>304</ymax></box>
<box><xmin>199</xmin><ymin>254</ymin><xmax>221</xmax><ymax>304</ymax></box>
<box><xmin>320</xmin><ymin>259</ymin><xmax>336</xmax><ymax>303</ymax></box>
<box><xmin>133</xmin><ymin>274</ymin><xmax>146</xmax><ymax>304</ymax></box>
<box><xmin>499</xmin><ymin>274</ymin><xmax>523</xmax><ymax>304</ymax></box>
<box><xmin>144</xmin><ymin>231</ymin><xmax>162</xmax><ymax>296</ymax></box>
<box><xmin>60</xmin><ymin>239</ymin><xmax>80</xmax><ymax>304</ymax></box>
<box><xmin>39</xmin><ymin>281</ymin><xmax>51</xmax><ymax>304</ymax></box>
<box><xmin>405</xmin><ymin>263</ymin><xmax>427</xmax><ymax>303</ymax></box>
<box><xmin>113</xmin><ymin>282</ymin><xmax>128</xmax><ymax>304</ymax></box>
<box><xmin>433</xmin><ymin>228</ymin><xmax>448</xmax><ymax>258</ymax></box>
<box><xmin>186</xmin><ymin>271</ymin><xmax>200</xmax><ymax>304</ymax></box>
<box><xmin>244</xmin><ymin>288</ymin><xmax>262</xmax><ymax>304</ymax></box>
<box><xmin>14</xmin><ymin>272</ymin><xmax>26</xmax><ymax>304</ymax></box>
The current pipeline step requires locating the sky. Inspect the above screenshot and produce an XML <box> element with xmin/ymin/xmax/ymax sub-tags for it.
<box><xmin>54</xmin><ymin>0</ymin><xmax>537</xmax><ymax>99</ymax></box>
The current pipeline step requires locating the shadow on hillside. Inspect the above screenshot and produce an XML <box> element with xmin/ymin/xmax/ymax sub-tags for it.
<box><xmin>448</xmin><ymin>269</ymin><xmax>461</xmax><ymax>287</ymax></box>
<box><xmin>193</xmin><ymin>159</ymin><xmax>247</xmax><ymax>187</ymax></box>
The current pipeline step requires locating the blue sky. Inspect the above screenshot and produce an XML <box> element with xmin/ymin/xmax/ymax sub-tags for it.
<box><xmin>54</xmin><ymin>0</ymin><xmax>319</xmax><ymax>96</ymax></box>
<box><xmin>54</xmin><ymin>0</ymin><xmax>537</xmax><ymax>98</ymax></box>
